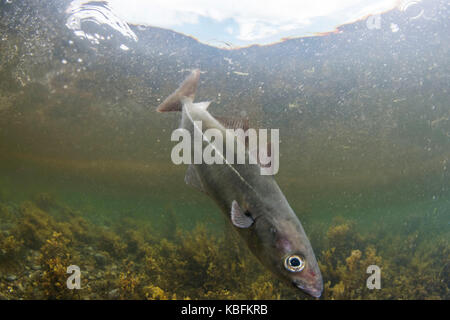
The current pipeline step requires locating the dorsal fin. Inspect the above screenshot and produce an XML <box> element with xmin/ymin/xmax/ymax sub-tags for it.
<box><xmin>215</xmin><ymin>116</ymin><xmax>249</xmax><ymax>131</ymax></box>
<box><xmin>157</xmin><ymin>69</ymin><xmax>200</xmax><ymax>112</ymax></box>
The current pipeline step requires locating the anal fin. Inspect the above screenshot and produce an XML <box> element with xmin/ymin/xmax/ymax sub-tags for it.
<box><xmin>185</xmin><ymin>165</ymin><xmax>208</xmax><ymax>195</ymax></box>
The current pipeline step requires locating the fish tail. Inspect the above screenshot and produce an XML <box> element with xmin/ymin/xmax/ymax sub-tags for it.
<box><xmin>156</xmin><ymin>69</ymin><xmax>200</xmax><ymax>112</ymax></box>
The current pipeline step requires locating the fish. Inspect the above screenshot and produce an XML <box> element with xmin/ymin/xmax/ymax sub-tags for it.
<box><xmin>156</xmin><ymin>69</ymin><xmax>323</xmax><ymax>298</ymax></box>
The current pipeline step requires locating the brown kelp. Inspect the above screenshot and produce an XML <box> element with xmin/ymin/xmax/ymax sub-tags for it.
<box><xmin>0</xmin><ymin>194</ymin><xmax>448</xmax><ymax>300</ymax></box>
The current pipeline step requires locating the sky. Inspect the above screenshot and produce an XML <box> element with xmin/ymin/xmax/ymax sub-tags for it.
<box><xmin>104</xmin><ymin>0</ymin><xmax>402</xmax><ymax>48</ymax></box>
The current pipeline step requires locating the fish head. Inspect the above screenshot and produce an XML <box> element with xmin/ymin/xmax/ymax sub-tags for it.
<box><xmin>253</xmin><ymin>215</ymin><xmax>323</xmax><ymax>298</ymax></box>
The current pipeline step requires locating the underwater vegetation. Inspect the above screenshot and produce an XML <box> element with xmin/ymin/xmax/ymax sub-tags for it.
<box><xmin>0</xmin><ymin>193</ymin><xmax>448</xmax><ymax>300</ymax></box>
<box><xmin>320</xmin><ymin>218</ymin><xmax>449</xmax><ymax>299</ymax></box>
<box><xmin>0</xmin><ymin>0</ymin><xmax>447</xmax><ymax>302</ymax></box>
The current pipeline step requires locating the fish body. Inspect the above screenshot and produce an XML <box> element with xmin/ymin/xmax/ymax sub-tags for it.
<box><xmin>157</xmin><ymin>70</ymin><xmax>323</xmax><ymax>298</ymax></box>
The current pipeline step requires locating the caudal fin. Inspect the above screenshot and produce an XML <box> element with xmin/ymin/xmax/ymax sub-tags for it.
<box><xmin>156</xmin><ymin>69</ymin><xmax>200</xmax><ymax>112</ymax></box>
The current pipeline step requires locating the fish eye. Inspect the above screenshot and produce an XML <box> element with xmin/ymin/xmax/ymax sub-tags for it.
<box><xmin>284</xmin><ymin>254</ymin><xmax>305</xmax><ymax>272</ymax></box>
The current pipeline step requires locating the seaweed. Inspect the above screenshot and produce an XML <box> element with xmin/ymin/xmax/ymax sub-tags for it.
<box><xmin>0</xmin><ymin>196</ymin><xmax>447</xmax><ymax>300</ymax></box>
<box><xmin>37</xmin><ymin>232</ymin><xmax>79</xmax><ymax>299</ymax></box>
<box><xmin>0</xmin><ymin>235</ymin><xmax>24</xmax><ymax>264</ymax></box>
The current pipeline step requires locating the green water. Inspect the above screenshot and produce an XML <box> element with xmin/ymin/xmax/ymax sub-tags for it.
<box><xmin>0</xmin><ymin>0</ymin><xmax>448</xmax><ymax>299</ymax></box>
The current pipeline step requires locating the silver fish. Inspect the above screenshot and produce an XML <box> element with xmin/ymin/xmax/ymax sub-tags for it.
<box><xmin>157</xmin><ymin>70</ymin><xmax>323</xmax><ymax>298</ymax></box>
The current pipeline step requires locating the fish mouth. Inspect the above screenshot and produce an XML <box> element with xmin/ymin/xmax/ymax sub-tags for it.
<box><xmin>293</xmin><ymin>281</ymin><xmax>323</xmax><ymax>298</ymax></box>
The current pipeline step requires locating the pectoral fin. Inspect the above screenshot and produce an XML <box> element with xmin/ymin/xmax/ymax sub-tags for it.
<box><xmin>231</xmin><ymin>200</ymin><xmax>254</xmax><ymax>228</ymax></box>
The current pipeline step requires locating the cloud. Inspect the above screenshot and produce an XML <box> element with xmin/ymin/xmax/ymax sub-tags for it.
<box><xmin>106</xmin><ymin>0</ymin><xmax>398</xmax><ymax>45</ymax></box>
